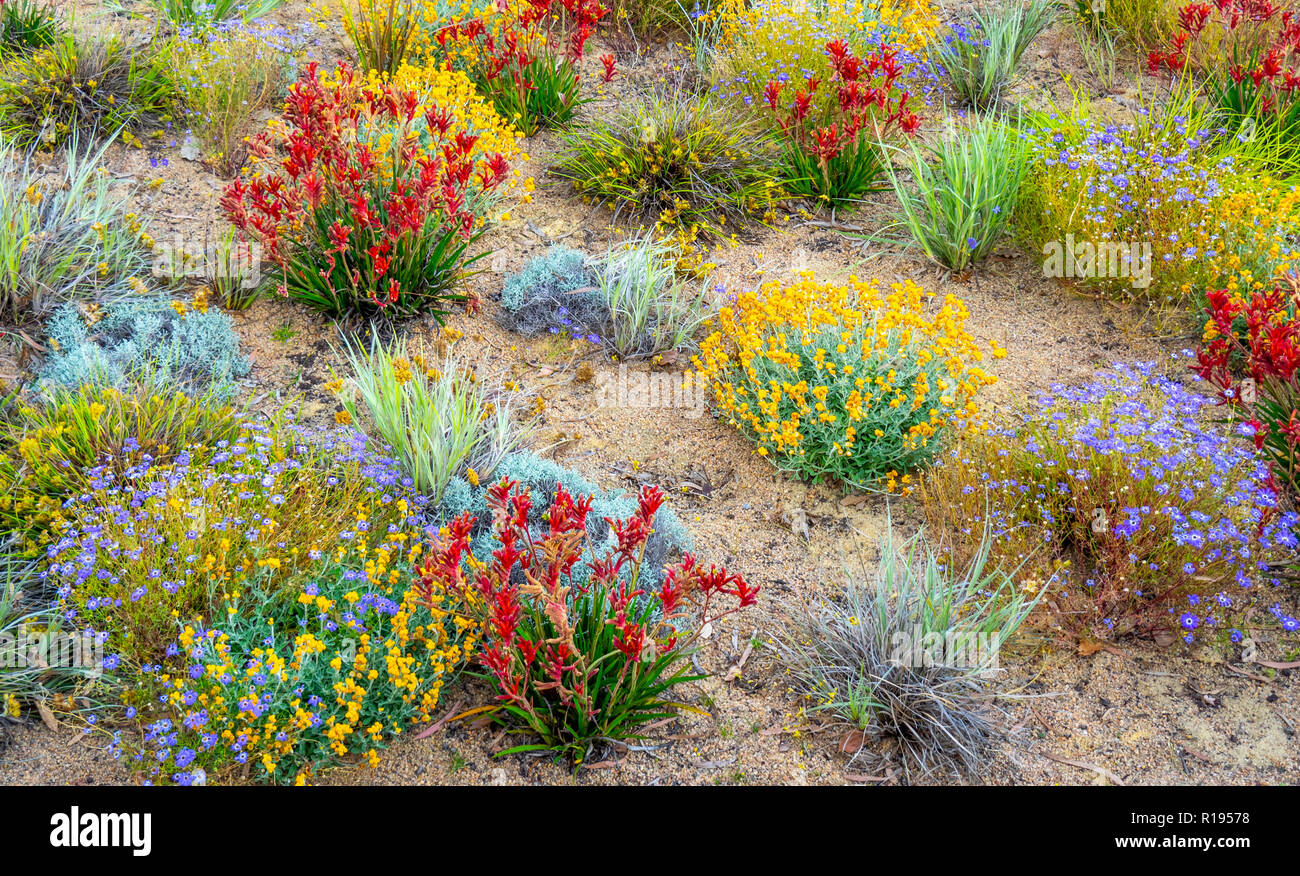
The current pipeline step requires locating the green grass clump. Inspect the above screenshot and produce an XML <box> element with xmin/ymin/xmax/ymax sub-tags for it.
<box><xmin>932</xmin><ymin>0</ymin><xmax>1055</xmax><ymax>110</ymax></box>
<box><xmin>333</xmin><ymin>336</ymin><xmax>532</xmax><ymax>505</ymax></box>
<box><xmin>0</xmin><ymin>137</ymin><xmax>155</xmax><ymax>325</ymax></box>
<box><xmin>0</xmin><ymin>0</ymin><xmax>62</xmax><ymax>55</ymax></box>
<box><xmin>883</xmin><ymin>116</ymin><xmax>1029</xmax><ymax>272</ymax></box>
<box><xmin>553</xmin><ymin>89</ymin><xmax>783</xmax><ymax>241</ymax></box>
<box><xmin>0</xmin><ymin>33</ymin><xmax>178</xmax><ymax>148</ymax></box>
<box><xmin>591</xmin><ymin>236</ymin><xmax>713</xmax><ymax>360</ymax></box>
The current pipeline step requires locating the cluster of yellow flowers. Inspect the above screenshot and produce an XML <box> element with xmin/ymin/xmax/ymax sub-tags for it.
<box><xmin>712</xmin><ymin>0</ymin><xmax>937</xmax><ymax>55</ymax></box>
<box><xmin>692</xmin><ymin>274</ymin><xmax>1001</xmax><ymax>488</ymax></box>
<box><xmin>1194</xmin><ymin>180</ymin><xmax>1299</xmax><ymax>326</ymax></box>
<box><xmin>407</xmin><ymin>0</ymin><xmax>514</xmax><ymax>67</ymax></box>
<box><xmin>153</xmin><ymin>538</ymin><xmax>478</xmax><ymax>784</ymax></box>
<box><xmin>364</xmin><ymin>59</ymin><xmax>533</xmax><ymax>214</ymax></box>
<box><xmin>0</xmin><ymin>36</ymin><xmax>174</xmax><ymax>149</ymax></box>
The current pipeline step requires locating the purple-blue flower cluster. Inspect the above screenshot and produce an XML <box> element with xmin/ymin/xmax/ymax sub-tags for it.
<box><xmin>103</xmin><ymin>535</ymin><xmax>471</xmax><ymax>786</ymax></box>
<box><xmin>41</xmin><ymin>421</ymin><xmax>417</xmax><ymax>673</ymax></box>
<box><xmin>928</xmin><ymin>357</ymin><xmax>1298</xmax><ymax>642</ymax></box>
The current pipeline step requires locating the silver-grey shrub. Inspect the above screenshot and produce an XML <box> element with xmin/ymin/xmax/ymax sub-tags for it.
<box><xmin>38</xmin><ymin>296</ymin><xmax>250</xmax><ymax>398</ymax></box>
<box><xmin>499</xmin><ymin>245</ymin><xmax>603</xmax><ymax>337</ymax></box>
<box><xmin>500</xmin><ymin>240</ymin><xmax>712</xmax><ymax>360</ymax></box>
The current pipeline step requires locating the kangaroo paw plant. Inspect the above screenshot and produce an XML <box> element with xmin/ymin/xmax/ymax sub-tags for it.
<box><xmin>222</xmin><ymin>61</ymin><xmax>516</xmax><ymax>320</ymax></box>
<box><xmin>416</xmin><ymin>479</ymin><xmax>758</xmax><ymax>763</ymax></box>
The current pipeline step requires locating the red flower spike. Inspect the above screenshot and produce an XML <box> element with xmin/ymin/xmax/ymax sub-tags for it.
<box><xmin>763</xmin><ymin>79</ymin><xmax>783</xmax><ymax>111</ymax></box>
<box><xmin>419</xmin><ymin>476</ymin><xmax>757</xmax><ymax>747</ymax></box>
<box><xmin>636</xmin><ymin>484</ymin><xmax>665</xmax><ymax>526</ymax></box>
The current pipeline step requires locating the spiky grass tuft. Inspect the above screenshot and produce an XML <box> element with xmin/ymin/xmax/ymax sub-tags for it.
<box><xmin>773</xmin><ymin>524</ymin><xmax>1045</xmax><ymax>781</ymax></box>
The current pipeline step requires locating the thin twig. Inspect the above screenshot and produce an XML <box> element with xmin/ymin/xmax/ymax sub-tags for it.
<box><xmin>1035</xmin><ymin>750</ymin><xmax>1126</xmax><ymax>785</ymax></box>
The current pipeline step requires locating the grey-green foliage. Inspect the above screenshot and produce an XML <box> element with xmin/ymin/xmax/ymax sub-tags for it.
<box><xmin>500</xmin><ymin>245</ymin><xmax>603</xmax><ymax>336</ymax></box>
<box><xmin>501</xmin><ymin>240</ymin><xmax>712</xmax><ymax>360</ymax></box>
<box><xmin>39</xmin><ymin>296</ymin><xmax>250</xmax><ymax>398</ymax></box>
<box><xmin>439</xmin><ymin>450</ymin><xmax>693</xmax><ymax>587</ymax></box>
<box><xmin>597</xmin><ymin>237</ymin><xmax>713</xmax><ymax>359</ymax></box>
<box><xmin>771</xmin><ymin>524</ymin><xmax>1045</xmax><ymax>780</ymax></box>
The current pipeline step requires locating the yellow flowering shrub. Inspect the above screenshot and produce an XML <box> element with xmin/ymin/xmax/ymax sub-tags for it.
<box><xmin>1194</xmin><ymin>181</ymin><xmax>1300</xmax><ymax>323</ymax></box>
<box><xmin>368</xmin><ymin>59</ymin><xmax>530</xmax><ymax>206</ymax></box>
<box><xmin>692</xmin><ymin>274</ymin><xmax>1002</xmax><ymax>489</ymax></box>
<box><xmin>119</xmin><ymin>539</ymin><xmax>479</xmax><ymax>784</ymax></box>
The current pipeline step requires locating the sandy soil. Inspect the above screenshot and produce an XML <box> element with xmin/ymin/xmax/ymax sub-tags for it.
<box><xmin>1</xmin><ymin>4</ymin><xmax>1297</xmax><ymax>786</ymax></box>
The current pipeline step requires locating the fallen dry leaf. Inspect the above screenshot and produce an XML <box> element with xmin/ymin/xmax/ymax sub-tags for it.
<box><xmin>585</xmin><ymin>758</ymin><xmax>624</xmax><ymax>770</ymax></box>
<box><xmin>414</xmin><ymin>698</ymin><xmax>463</xmax><ymax>740</ymax></box>
<box><xmin>35</xmin><ymin>699</ymin><xmax>59</xmax><ymax>732</ymax></box>
<box><xmin>780</xmin><ymin>507</ymin><xmax>810</xmax><ymax>541</ymax></box>
<box><xmin>724</xmin><ymin>635</ymin><xmax>756</xmax><ymax>682</ymax></box>
<box><xmin>843</xmin><ymin>772</ymin><xmax>890</xmax><ymax>783</ymax></box>
<box><xmin>838</xmin><ymin>730</ymin><xmax>867</xmax><ymax>754</ymax></box>
<box><xmin>1037</xmin><ymin>751</ymin><xmax>1126</xmax><ymax>785</ymax></box>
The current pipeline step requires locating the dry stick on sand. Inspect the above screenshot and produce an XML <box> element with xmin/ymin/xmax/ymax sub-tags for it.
<box><xmin>1035</xmin><ymin>750</ymin><xmax>1126</xmax><ymax>785</ymax></box>
<box><xmin>413</xmin><ymin>699</ymin><xmax>465</xmax><ymax>740</ymax></box>
<box><xmin>1225</xmin><ymin>665</ymin><xmax>1275</xmax><ymax>683</ymax></box>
